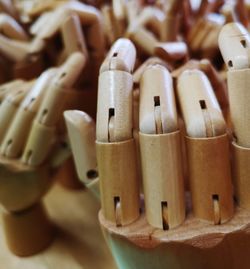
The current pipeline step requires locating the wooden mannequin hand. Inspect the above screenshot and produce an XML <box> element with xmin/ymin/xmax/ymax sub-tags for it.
<box><xmin>0</xmin><ymin>52</ymin><xmax>85</xmax><ymax>213</ymax></box>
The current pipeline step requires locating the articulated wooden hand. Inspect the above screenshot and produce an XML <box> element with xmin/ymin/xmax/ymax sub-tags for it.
<box><xmin>0</xmin><ymin>52</ymin><xmax>85</xmax><ymax>256</ymax></box>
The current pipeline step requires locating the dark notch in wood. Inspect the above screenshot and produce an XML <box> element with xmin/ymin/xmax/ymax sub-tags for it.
<box><xmin>240</xmin><ymin>39</ymin><xmax>247</xmax><ymax>48</ymax></box>
<box><xmin>161</xmin><ymin>201</ymin><xmax>169</xmax><ymax>230</ymax></box>
<box><xmin>154</xmin><ymin>96</ymin><xmax>160</xmax><ymax>107</ymax></box>
<box><xmin>199</xmin><ymin>99</ymin><xmax>207</xmax><ymax>109</ymax></box>
<box><xmin>108</xmin><ymin>108</ymin><xmax>115</xmax><ymax>142</ymax></box>
<box><xmin>212</xmin><ymin>194</ymin><xmax>221</xmax><ymax>225</ymax></box>
<box><xmin>114</xmin><ymin>196</ymin><xmax>121</xmax><ymax>227</ymax></box>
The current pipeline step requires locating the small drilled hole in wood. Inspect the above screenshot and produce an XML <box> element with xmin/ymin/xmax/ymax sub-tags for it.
<box><xmin>42</xmin><ymin>109</ymin><xmax>48</xmax><ymax>116</ymax></box>
<box><xmin>113</xmin><ymin>52</ymin><xmax>118</xmax><ymax>57</ymax></box>
<box><xmin>228</xmin><ymin>60</ymin><xmax>233</xmax><ymax>67</ymax></box>
<box><xmin>7</xmin><ymin>139</ymin><xmax>12</xmax><ymax>146</ymax></box>
<box><xmin>212</xmin><ymin>194</ymin><xmax>219</xmax><ymax>201</ymax></box>
<box><xmin>199</xmin><ymin>100</ymin><xmax>207</xmax><ymax>110</ymax></box>
<box><xmin>241</xmin><ymin>39</ymin><xmax>247</xmax><ymax>48</ymax></box>
<box><xmin>161</xmin><ymin>201</ymin><xmax>169</xmax><ymax>231</ymax></box>
<box><xmin>109</xmin><ymin>108</ymin><xmax>115</xmax><ymax>118</ymax></box>
<box><xmin>154</xmin><ymin>96</ymin><xmax>160</xmax><ymax>107</ymax></box>
<box><xmin>86</xmin><ymin>169</ymin><xmax>98</xmax><ymax>180</ymax></box>
<box><xmin>60</xmin><ymin>72</ymin><xmax>66</xmax><ymax>79</ymax></box>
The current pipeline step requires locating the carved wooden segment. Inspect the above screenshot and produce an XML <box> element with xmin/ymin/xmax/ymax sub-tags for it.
<box><xmin>140</xmin><ymin>131</ymin><xmax>185</xmax><ymax>229</ymax></box>
<box><xmin>227</xmin><ymin>69</ymin><xmax>250</xmax><ymax>147</ymax></box>
<box><xmin>3</xmin><ymin>202</ymin><xmax>54</xmax><ymax>257</ymax></box>
<box><xmin>186</xmin><ymin>134</ymin><xmax>234</xmax><ymax>223</ymax></box>
<box><xmin>97</xmin><ymin>139</ymin><xmax>140</xmax><ymax>226</ymax></box>
<box><xmin>232</xmin><ymin>142</ymin><xmax>250</xmax><ymax>209</ymax></box>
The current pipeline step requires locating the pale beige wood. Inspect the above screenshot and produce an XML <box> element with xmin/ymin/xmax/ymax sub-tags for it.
<box><xmin>177</xmin><ymin>70</ymin><xmax>233</xmax><ymax>223</ymax></box>
<box><xmin>30</xmin><ymin>11</ymin><xmax>53</xmax><ymax>35</ymax></box>
<box><xmin>128</xmin><ymin>6</ymin><xmax>166</xmax><ymax>41</ymax></box>
<box><xmin>64</xmin><ymin>110</ymin><xmax>97</xmax><ymax>185</ymax></box>
<box><xmin>186</xmin><ymin>134</ymin><xmax>234</xmax><ymax>223</ymax></box>
<box><xmin>218</xmin><ymin>22</ymin><xmax>250</xmax><ymax>70</ymax></box>
<box><xmin>21</xmin><ymin>121</ymin><xmax>55</xmax><ymax>166</ymax></box>
<box><xmin>61</xmin><ymin>14</ymin><xmax>88</xmax><ymax>61</ymax></box>
<box><xmin>101</xmin><ymin>5</ymin><xmax>119</xmax><ymax>45</ymax></box>
<box><xmin>100</xmin><ymin>38</ymin><xmax>136</xmax><ymax>73</ymax></box>
<box><xmin>172</xmin><ymin>59</ymin><xmax>229</xmax><ymax>117</ymax></box>
<box><xmin>199</xmin><ymin>59</ymin><xmax>229</xmax><ymax>115</ymax></box>
<box><xmin>227</xmin><ymin>69</ymin><xmax>250</xmax><ymax>147</ymax></box>
<box><xmin>154</xmin><ymin>42</ymin><xmax>188</xmax><ymax>62</ymax></box>
<box><xmin>139</xmin><ymin>65</ymin><xmax>177</xmax><ymax>134</ymax></box>
<box><xmin>139</xmin><ymin>65</ymin><xmax>185</xmax><ymax>229</ymax></box>
<box><xmin>36</xmin><ymin>52</ymin><xmax>85</xmax><ymax>126</ymax></box>
<box><xmin>38</xmin><ymin>2</ymin><xmax>105</xmax><ymax>59</ymax></box>
<box><xmin>0</xmin><ymin>79</ymin><xmax>24</xmax><ymax>101</ymax></box>
<box><xmin>0</xmin><ymin>81</ymin><xmax>33</xmax><ymax>144</ymax></box>
<box><xmin>22</xmin><ymin>53</ymin><xmax>85</xmax><ymax>166</ymax></box>
<box><xmin>171</xmin><ymin>59</ymin><xmax>200</xmax><ymax>79</ymax></box>
<box><xmin>219</xmin><ymin>22</ymin><xmax>250</xmax><ymax>210</ymax></box>
<box><xmin>0</xmin><ymin>14</ymin><xmax>28</xmax><ymax>41</ymax></box>
<box><xmin>133</xmin><ymin>57</ymin><xmax>170</xmax><ymax>85</ymax></box>
<box><xmin>177</xmin><ymin>69</ymin><xmax>226</xmax><ymax>138</ymax></box>
<box><xmin>97</xmin><ymin>39</ymin><xmax>135</xmax><ymax>142</ymax></box>
<box><xmin>126</xmin><ymin>27</ymin><xmax>158</xmax><ymax>55</ymax></box>
<box><xmin>96</xmin><ymin>139</ymin><xmax>140</xmax><ymax>226</ymax></box>
<box><xmin>126</xmin><ymin>0</ymin><xmax>141</xmax><ymax>25</ymax></box>
<box><xmin>140</xmin><ymin>131</ymin><xmax>185</xmax><ymax>229</ymax></box>
<box><xmin>0</xmin><ymin>184</ymin><xmax>116</xmax><ymax>268</ymax></box>
<box><xmin>0</xmin><ymin>0</ymin><xmax>18</xmax><ymax>18</ymax></box>
<box><xmin>0</xmin><ymin>69</ymin><xmax>56</xmax><ymax>158</ymax></box>
<box><xmin>232</xmin><ymin>142</ymin><xmax>250</xmax><ymax>209</ymax></box>
<box><xmin>112</xmin><ymin>0</ymin><xmax>126</xmax><ymax>36</ymax></box>
<box><xmin>188</xmin><ymin>13</ymin><xmax>224</xmax><ymax>58</ymax></box>
<box><xmin>97</xmin><ymin>70</ymin><xmax>133</xmax><ymax>142</ymax></box>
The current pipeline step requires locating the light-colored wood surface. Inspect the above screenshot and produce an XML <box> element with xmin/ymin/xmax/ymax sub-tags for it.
<box><xmin>140</xmin><ymin>131</ymin><xmax>185</xmax><ymax>229</ymax></box>
<box><xmin>97</xmin><ymin>139</ymin><xmax>140</xmax><ymax>226</ymax></box>
<box><xmin>0</xmin><ymin>183</ymin><xmax>117</xmax><ymax>269</ymax></box>
<box><xmin>186</xmin><ymin>134</ymin><xmax>234</xmax><ymax>223</ymax></box>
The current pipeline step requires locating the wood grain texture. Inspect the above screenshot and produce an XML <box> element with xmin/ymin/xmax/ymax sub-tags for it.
<box><xmin>0</xmin><ymin>183</ymin><xmax>117</xmax><ymax>269</ymax></box>
<box><xmin>97</xmin><ymin>139</ymin><xmax>140</xmax><ymax>226</ymax></box>
<box><xmin>100</xmin><ymin>195</ymin><xmax>250</xmax><ymax>269</ymax></box>
<box><xmin>140</xmin><ymin>131</ymin><xmax>185</xmax><ymax>229</ymax></box>
<box><xmin>232</xmin><ymin>142</ymin><xmax>250</xmax><ymax>209</ymax></box>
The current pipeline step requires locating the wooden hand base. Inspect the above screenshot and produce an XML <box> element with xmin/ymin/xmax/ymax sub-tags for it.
<box><xmin>100</xmin><ymin>195</ymin><xmax>250</xmax><ymax>269</ymax></box>
<box><xmin>2</xmin><ymin>202</ymin><xmax>55</xmax><ymax>257</ymax></box>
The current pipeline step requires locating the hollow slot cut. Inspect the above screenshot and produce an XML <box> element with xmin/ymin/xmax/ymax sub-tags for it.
<box><xmin>154</xmin><ymin>96</ymin><xmax>163</xmax><ymax>134</ymax></box>
<box><xmin>199</xmin><ymin>99</ymin><xmax>213</xmax><ymax>137</ymax></box>
<box><xmin>161</xmin><ymin>201</ymin><xmax>169</xmax><ymax>230</ymax></box>
<box><xmin>199</xmin><ymin>100</ymin><xmax>207</xmax><ymax>109</ymax></box>
<box><xmin>86</xmin><ymin>169</ymin><xmax>98</xmax><ymax>180</ymax></box>
<box><xmin>114</xmin><ymin>196</ymin><xmax>122</xmax><ymax>227</ymax></box>
<box><xmin>108</xmin><ymin>108</ymin><xmax>115</xmax><ymax>142</ymax></box>
<box><xmin>212</xmin><ymin>194</ymin><xmax>221</xmax><ymax>225</ymax></box>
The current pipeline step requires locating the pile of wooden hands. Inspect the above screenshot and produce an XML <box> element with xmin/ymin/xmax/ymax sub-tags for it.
<box><xmin>1</xmin><ymin>0</ymin><xmax>250</xmax><ymax>269</ymax></box>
